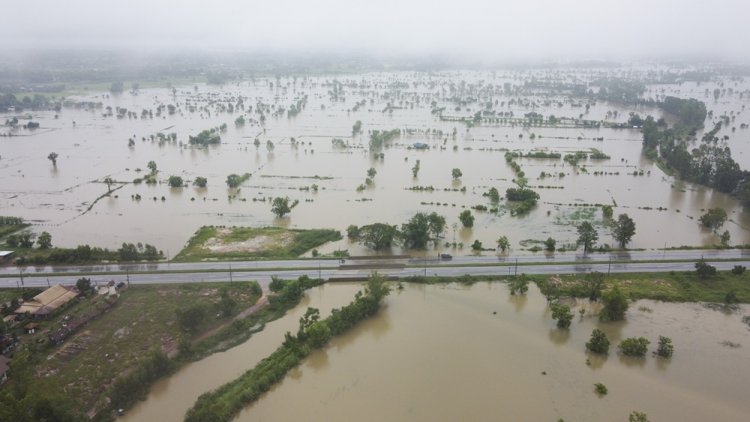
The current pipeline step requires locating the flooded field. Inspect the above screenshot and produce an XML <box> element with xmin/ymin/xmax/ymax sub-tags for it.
<box><xmin>124</xmin><ymin>281</ymin><xmax>750</xmax><ymax>421</ymax></box>
<box><xmin>2</xmin><ymin>70</ymin><xmax>750</xmax><ymax>255</ymax></box>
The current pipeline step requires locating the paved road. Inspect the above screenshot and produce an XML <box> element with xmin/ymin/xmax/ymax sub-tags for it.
<box><xmin>2</xmin><ymin>248</ymin><xmax>747</xmax><ymax>278</ymax></box>
<box><xmin>4</xmin><ymin>259</ymin><xmax>749</xmax><ymax>289</ymax></box>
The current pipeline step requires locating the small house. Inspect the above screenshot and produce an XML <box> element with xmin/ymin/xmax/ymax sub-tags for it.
<box><xmin>24</xmin><ymin>322</ymin><xmax>38</xmax><ymax>335</ymax></box>
<box><xmin>0</xmin><ymin>251</ymin><xmax>14</xmax><ymax>264</ymax></box>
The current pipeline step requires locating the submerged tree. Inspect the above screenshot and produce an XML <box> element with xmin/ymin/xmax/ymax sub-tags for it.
<box><xmin>600</xmin><ymin>284</ymin><xmax>628</xmax><ymax>321</ymax></box>
<box><xmin>496</xmin><ymin>235</ymin><xmax>510</xmax><ymax>252</ymax></box>
<box><xmin>47</xmin><ymin>152</ymin><xmax>58</xmax><ymax>167</ymax></box>
<box><xmin>612</xmin><ymin>213</ymin><xmax>636</xmax><ymax>248</ymax></box>
<box><xmin>459</xmin><ymin>210</ymin><xmax>474</xmax><ymax>228</ymax></box>
<box><xmin>271</xmin><ymin>197</ymin><xmax>291</xmax><ymax>218</ymax></box>
<box><xmin>586</xmin><ymin>329</ymin><xmax>610</xmax><ymax>354</ymax></box>
<box><xmin>551</xmin><ymin>304</ymin><xmax>573</xmax><ymax>328</ymax></box>
<box><xmin>577</xmin><ymin>221</ymin><xmax>598</xmax><ymax>253</ymax></box>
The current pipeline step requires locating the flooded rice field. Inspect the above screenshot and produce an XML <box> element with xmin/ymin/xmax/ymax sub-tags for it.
<box><xmin>2</xmin><ymin>70</ymin><xmax>750</xmax><ymax>255</ymax></box>
<box><xmin>128</xmin><ymin>282</ymin><xmax>750</xmax><ymax>421</ymax></box>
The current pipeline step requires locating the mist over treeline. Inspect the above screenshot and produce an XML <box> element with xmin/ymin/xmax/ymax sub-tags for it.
<box><xmin>1</xmin><ymin>49</ymin><xmax>750</xmax><ymax>93</ymax></box>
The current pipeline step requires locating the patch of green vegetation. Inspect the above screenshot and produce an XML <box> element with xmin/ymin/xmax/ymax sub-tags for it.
<box><xmin>3</xmin><ymin>281</ymin><xmax>261</xmax><ymax>419</ymax></box>
<box><xmin>534</xmin><ymin>270</ymin><xmax>750</xmax><ymax>303</ymax></box>
<box><xmin>175</xmin><ymin>226</ymin><xmax>342</xmax><ymax>261</ymax></box>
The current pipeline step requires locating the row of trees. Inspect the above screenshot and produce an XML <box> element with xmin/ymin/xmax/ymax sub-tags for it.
<box><xmin>347</xmin><ymin>212</ymin><xmax>447</xmax><ymax>250</ymax></box>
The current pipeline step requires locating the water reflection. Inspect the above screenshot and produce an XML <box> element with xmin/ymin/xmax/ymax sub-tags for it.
<box><xmin>548</xmin><ymin>328</ymin><xmax>571</xmax><ymax>345</ymax></box>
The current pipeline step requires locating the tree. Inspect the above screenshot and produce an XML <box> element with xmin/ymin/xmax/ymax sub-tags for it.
<box><xmin>359</xmin><ymin>223</ymin><xmax>399</xmax><ymax>250</ymax></box>
<box><xmin>193</xmin><ymin>177</ymin><xmax>208</xmax><ymax>188</ymax></box>
<box><xmin>618</xmin><ymin>337</ymin><xmax>650</xmax><ymax>356</ymax></box>
<box><xmin>226</xmin><ymin>174</ymin><xmax>242</xmax><ymax>188</ymax></box>
<box><xmin>471</xmin><ymin>240</ymin><xmax>483</xmax><ymax>251</ymax></box>
<box><xmin>37</xmin><ymin>231</ymin><xmax>52</xmax><ymax>249</ymax></box>
<box><xmin>451</xmin><ymin>168</ymin><xmax>463</xmax><ymax>180</ymax></box>
<box><xmin>577</xmin><ymin>222</ymin><xmax>598</xmax><ymax>253</ymax></box>
<box><xmin>76</xmin><ymin>277</ymin><xmax>94</xmax><ymax>296</ymax></box>
<box><xmin>496</xmin><ymin>236</ymin><xmax>510</xmax><ymax>252</ymax></box>
<box><xmin>583</xmin><ymin>271</ymin><xmax>605</xmax><ymax>301</ymax></box>
<box><xmin>551</xmin><ymin>304</ymin><xmax>573</xmax><ymax>328</ymax></box>
<box><xmin>168</xmin><ymin>175</ymin><xmax>184</xmax><ymax>188</ymax></box>
<box><xmin>306</xmin><ymin>321</ymin><xmax>332</xmax><ymax>348</ymax></box>
<box><xmin>47</xmin><ymin>152</ymin><xmax>58</xmax><ymax>167</ymax></box>
<box><xmin>487</xmin><ymin>187</ymin><xmax>500</xmax><ymax>202</ymax></box>
<box><xmin>147</xmin><ymin>160</ymin><xmax>157</xmax><ymax>174</ymax></box>
<box><xmin>586</xmin><ymin>329</ymin><xmax>610</xmax><ymax>354</ymax></box>
<box><xmin>367</xmin><ymin>167</ymin><xmax>377</xmax><ymax>178</ymax></box>
<box><xmin>412</xmin><ymin>160</ymin><xmax>421</xmax><ymax>177</ymax></box>
<box><xmin>346</xmin><ymin>225</ymin><xmax>360</xmax><ymax>240</ymax></box>
<box><xmin>103</xmin><ymin>177</ymin><xmax>114</xmax><ymax>193</ymax></box>
<box><xmin>177</xmin><ymin>304</ymin><xmax>206</xmax><ymax>333</ymax></box>
<box><xmin>656</xmin><ymin>335</ymin><xmax>674</xmax><ymax>358</ymax></box>
<box><xmin>459</xmin><ymin>210</ymin><xmax>474</xmax><ymax>228</ymax></box>
<box><xmin>18</xmin><ymin>232</ymin><xmax>35</xmax><ymax>248</ymax></box>
<box><xmin>427</xmin><ymin>212</ymin><xmax>446</xmax><ymax>239</ymax></box>
<box><xmin>699</xmin><ymin>208</ymin><xmax>727</xmax><ymax>232</ymax></box>
<box><xmin>601</xmin><ymin>205</ymin><xmax>613</xmax><ymax>219</ymax></box>
<box><xmin>544</xmin><ymin>237</ymin><xmax>556</xmax><ymax>252</ymax></box>
<box><xmin>509</xmin><ymin>277</ymin><xmax>529</xmax><ymax>295</ymax></box>
<box><xmin>720</xmin><ymin>230</ymin><xmax>731</xmax><ymax>246</ymax></box>
<box><xmin>352</xmin><ymin>120</ymin><xmax>362</xmax><ymax>136</ymax></box>
<box><xmin>271</xmin><ymin>197</ymin><xmax>291</xmax><ymax>218</ymax></box>
<box><xmin>401</xmin><ymin>213</ymin><xmax>431</xmax><ymax>249</ymax></box>
<box><xmin>629</xmin><ymin>411</ymin><xmax>650</xmax><ymax>422</ymax></box>
<box><xmin>695</xmin><ymin>259</ymin><xmax>716</xmax><ymax>278</ymax></box>
<box><xmin>600</xmin><ymin>284</ymin><xmax>628</xmax><ymax>321</ymax></box>
<box><xmin>612</xmin><ymin>213</ymin><xmax>636</xmax><ymax>248</ymax></box>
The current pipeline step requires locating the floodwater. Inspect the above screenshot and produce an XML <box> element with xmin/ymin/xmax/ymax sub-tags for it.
<box><xmin>123</xmin><ymin>282</ymin><xmax>750</xmax><ymax>422</ymax></box>
<box><xmin>121</xmin><ymin>283</ymin><xmax>365</xmax><ymax>421</ymax></box>
<box><xmin>2</xmin><ymin>70</ymin><xmax>750</xmax><ymax>256</ymax></box>
<box><xmin>238</xmin><ymin>282</ymin><xmax>750</xmax><ymax>422</ymax></box>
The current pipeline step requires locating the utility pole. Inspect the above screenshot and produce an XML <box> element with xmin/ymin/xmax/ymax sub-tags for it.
<box><xmin>19</xmin><ymin>269</ymin><xmax>24</xmax><ymax>288</ymax></box>
<box><xmin>514</xmin><ymin>258</ymin><xmax>518</xmax><ymax>277</ymax></box>
<box><xmin>318</xmin><ymin>263</ymin><xmax>322</xmax><ymax>280</ymax></box>
<box><xmin>126</xmin><ymin>269</ymin><xmax>130</xmax><ymax>287</ymax></box>
<box><xmin>229</xmin><ymin>264</ymin><xmax>233</xmax><ymax>283</ymax></box>
<box><xmin>608</xmin><ymin>257</ymin><xmax>611</xmax><ymax>275</ymax></box>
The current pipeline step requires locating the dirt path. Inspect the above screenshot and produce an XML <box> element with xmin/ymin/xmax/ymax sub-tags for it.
<box><xmin>191</xmin><ymin>293</ymin><xmax>269</xmax><ymax>345</ymax></box>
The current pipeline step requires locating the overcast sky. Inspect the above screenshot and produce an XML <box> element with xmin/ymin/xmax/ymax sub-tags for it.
<box><xmin>2</xmin><ymin>0</ymin><xmax>749</xmax><ymax>62</ymax></box>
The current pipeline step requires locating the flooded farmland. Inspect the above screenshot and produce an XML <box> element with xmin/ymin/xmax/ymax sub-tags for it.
<box><xmin>3</xmin><ymin>70</ymin><xmax>750</xmax><ymax>256</ymax></box>
<box><xmin>126</xmin><ymin>281</ymin><xmax>750</xmax><ymax>421</ymax></box>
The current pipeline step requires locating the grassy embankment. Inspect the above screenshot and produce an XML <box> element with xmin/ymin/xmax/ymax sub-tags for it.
<box><xmin>403</xmin><ymin>270</ymin><xmax>750</xmax><ymax>303</ymax></box>
<box><xmin>174</xmin><ymin>226</ymin><xmax>342</xmax><ymax>261</ymax></box>
<box><xmin>0</xmin><ymin>279</ymin><xmax>323</xmax><ymax>421</ymax></box>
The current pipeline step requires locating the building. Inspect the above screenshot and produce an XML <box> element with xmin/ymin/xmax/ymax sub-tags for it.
<box><xmin>0</xmin><ymin>251</ymin><xmax>14</xmax><ymax>264</ymax></box>
<box><xmin>14</xmin><ymin>284</ymin><xmax>79</xmax><ymax>317</ymax></box>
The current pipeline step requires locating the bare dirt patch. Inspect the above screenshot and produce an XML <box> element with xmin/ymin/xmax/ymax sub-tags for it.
<box><xmin>203</xmin><ymin>228</ymin><xmax>294</xmax><ymax>254</ymax></box>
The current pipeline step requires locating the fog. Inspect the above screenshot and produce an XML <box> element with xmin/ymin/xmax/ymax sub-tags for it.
<box><xmin>2</xmin><ymin>0</ymin><xmax>749</xmax><ymax>62</ymax></box>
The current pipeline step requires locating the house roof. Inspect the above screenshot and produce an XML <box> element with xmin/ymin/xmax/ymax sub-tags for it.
<box><xmin>0</xmin><ymin>251</ymin><xmax>14</xmax><ymax>258</ymax></box>
<box><xmin>15</xmin><ymin>284</ymin><xmax>78</xmax><ymax>316</ymax></box>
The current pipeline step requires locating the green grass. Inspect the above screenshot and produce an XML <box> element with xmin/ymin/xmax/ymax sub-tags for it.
<box><xmin>403</xmin><ymin>270</ymin><xmax>750</xmax><ymax>303</ymax></box>
<box><xmin>174</xmin><ymin>226</ymin><xmax>342</xmax><ymax>261</ymax></box>
<box><xmin>533</xmin><ymin>270</ymin><xmax>750</xmax><ymax>303</ymax></box>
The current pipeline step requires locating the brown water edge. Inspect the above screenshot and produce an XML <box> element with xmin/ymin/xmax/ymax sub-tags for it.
<box><xmin>238</xmin><ymin>282</ymin><xmax>750</xmax><ymax>422</ymax></box>
<box><xmin>120</xmin><ymin>283</ymin><xmax>365</xmax><ymax>422</ymax></box>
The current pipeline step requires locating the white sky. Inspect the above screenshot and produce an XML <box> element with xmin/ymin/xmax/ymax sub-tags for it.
<box><xmin>2</xmin><ymin>0</ymin><xmax>749</xmax><ymax>62</ymax></box>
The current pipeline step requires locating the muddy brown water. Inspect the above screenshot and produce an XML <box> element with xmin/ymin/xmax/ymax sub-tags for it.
<box><xmin>124</xmin><ymin>282</ymin><xmax>750</xmax><ymax>421</ymax></box>
<box><xmin>2</xmin><ymin>72</ymin><xmax>750</xmax><ymax>257</ymax></box>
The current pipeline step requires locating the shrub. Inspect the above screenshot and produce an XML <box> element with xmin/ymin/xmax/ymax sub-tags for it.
<box><xmin>594</xmin><ymin>383</ymin><xmax>608</xmax><ymax>395</ymax></box>
<box><xmin>656</xmin><ymin>336</ymin><xmax>674</xmax><ymax>358</ymax></box>
<box><xmin>550</xmin><ymin>304</ymin><xmax>573</xmax><ymax>329</ymax></box>
<box><xmin>586</xmin><ymin>329</ymin><xmax>610</xmax><ymax>354</ymax></box>
<box><xmin>618</xmin><ymin>337</ymin><xmax>650</xmax><ymax>357</ymax></box>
